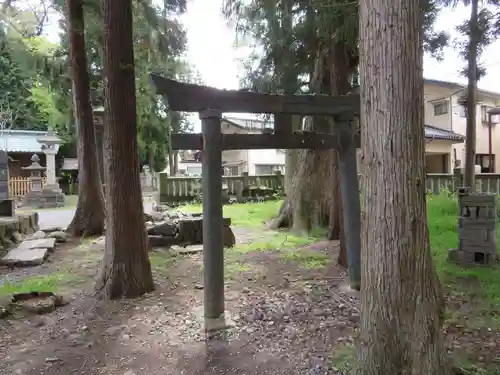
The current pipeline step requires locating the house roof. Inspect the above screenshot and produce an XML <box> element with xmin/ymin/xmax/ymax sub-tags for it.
<box><xmin>424</xmin><ymin>78</ymin><xmax>500</xmax><ymax>99</ymax></box>
<box><xmin>0</xmin><ymin>129</ymin><xmax>49</xmax><ymax>153</ymax></box>
<box><xmin>224</xmin><ymin>117</ymin><xmax>464</xmax><ymax>143</ymax></box>
<box><xmin>425</xmin><ymin>125</ymin><xmax>464</xmax><ymax>142</ymax></box>
<box><xmin>223</xmin><ymin>117</ymin><xmax>272</xmax><ymax>132</ymax></box>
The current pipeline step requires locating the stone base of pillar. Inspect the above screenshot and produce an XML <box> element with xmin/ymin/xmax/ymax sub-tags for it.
<box><xmin>43</xmin><ymin>184</ymin><xmax>63</xmax><ymax>193</ymax></box>
<box><xmin>23</xmin><ymin>190</ymin><xmax>65</xmax><ymax>209</ymax></box>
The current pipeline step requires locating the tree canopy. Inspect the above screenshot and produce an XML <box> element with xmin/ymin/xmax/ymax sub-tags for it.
<box><xmin>0</xmin><ymin>0</ymin><xmax>200</xmax><ymax>171</ymax></box>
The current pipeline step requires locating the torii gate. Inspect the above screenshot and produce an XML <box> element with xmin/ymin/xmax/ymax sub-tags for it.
<box><xmin>150</xmin><ymin>74</ymin><xmax>361</xmax><ymax>331</ymax></box>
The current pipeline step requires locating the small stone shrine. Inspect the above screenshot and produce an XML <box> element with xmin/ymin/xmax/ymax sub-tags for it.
<box><xmin>0</xmin><ymin>150</ymin><xmax>14</xmax><ymax>216</ymax></box>
<box><xmin>449</xmin><ymin>188</ymin><xmax>498</xmax><ymax>266</ymax></box>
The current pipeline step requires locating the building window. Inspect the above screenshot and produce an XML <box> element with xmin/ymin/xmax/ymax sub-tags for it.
<box><xmin>476</xmin><ymin>154</ymin><xmax>495</xmax><ymax>173</ymax></box>
<box><xmin>255</xmin><ymin>164</ymin><xmax>283</xmax><ymax>175</ymax></box>
<box><xmin>433</xmin><ymin>102</ymin><xmax>448</xmax><ymax>116</ymax></box>
<box><xmin>481</xmin><ymin>105</ymin><xmax>500</xmax><ymax>124</ymax></box>
<box><xmin>224</xmin><ymin>166</ymin><xmax>239</xmax><ymax>176</ymax></box>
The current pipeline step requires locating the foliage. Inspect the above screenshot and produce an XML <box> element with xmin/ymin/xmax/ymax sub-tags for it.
<box><xmin>0</xmin><ymin>29</ymin><xmax>41</xmax><ymax>129</ymax></box>
<box><xmin>223</xmin><ymin>0</ymin><xmax>450</xmax><ymax>94</ymax></box>
<box><xmin>439</xmin><ymin>0</ymin><xmax>500</xmax><ymax>79</ymax></box>
<box><xmin>54</xmin><ymin>0</ymin><xmax>197</xmax><ymax>170</ymax></box>
<box><xmin>2</xmin><ymin>0</ymin><xmax>200</xmax><ymax>170</ymax></box>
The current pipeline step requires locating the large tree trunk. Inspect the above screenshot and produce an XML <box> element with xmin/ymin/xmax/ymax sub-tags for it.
<box><xmin>287</xmin><ymin>42</ymin><xmax>352</xmax><ymax>240</ymax></box>
<box><xmin>95</xmin><ymin>0</ymin><xmax>154</xmax><ymax>299</ymax></box>
<box><xmin>355</xmin><ymin>0</ymin><xmax>451</xmax><ymax>373</ymax></box>
<box><xmin>65</xmin><ymin>0</ymin><xmax>105</xmax><ymax>237</ymax></box>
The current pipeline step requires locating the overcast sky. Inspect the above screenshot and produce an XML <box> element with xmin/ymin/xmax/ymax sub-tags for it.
<box><xmin>180</xmin><ymin>0</ymin><xmax>499</xmax><ymax>91</ymax></box>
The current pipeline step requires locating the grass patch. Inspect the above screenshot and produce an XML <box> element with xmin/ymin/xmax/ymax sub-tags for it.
<box><xmin>328</xmin><ymin>344</ymin><xmax>355</xmax><ymax>373</ymax></box>
<box><xmin>225</xmin><ymin>261</ymin><xmax>252</xmax><ymax>278</ymax></box>
<box><xmin>0</xmin><ymin>272</ymin><xmax>83</xmax><ymax>298</ymax></box>
<box><xmin>428</xmin><ymin>193</ymin><xmax>500</xmax><ymax>309</ymax></box>
<box><xmin>149</xmin><ymin>252</ymin><xmax>177</xmax><ymax>273</ymax></box>
<box><xmin>282</xmin><ymin>249</ymin><xmax>330</xmax><ymax>269</ymax></box>
<box><xmin>232</xmin><ymin>231</ymin><xmax>319</xmax><ymax>254</ymax></box>
<box><xmin>179</xmin><ymin>200</ymin><xmax>282</xmax><ymax>227</ymax></box>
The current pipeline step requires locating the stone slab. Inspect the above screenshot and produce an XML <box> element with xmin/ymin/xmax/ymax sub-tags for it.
<box><xmin>0</xmin><ymin>247</ymin><xmax>49</xmax><ymax>266</ymax></box>
<box><xmin>16</xmin><ymin>237</ymin><xmax>56</xmax><ymax>252</ymax></box>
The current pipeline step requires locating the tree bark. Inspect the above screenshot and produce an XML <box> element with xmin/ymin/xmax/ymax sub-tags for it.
<box><xmin>65</xmin><ymin>0</ymin><xmax>105</xmax><ymax>237</ymax></box>
<box><xmin>95</xmin><ymin>0</ymin><xmax>154</xmax><ymax>299</ymax></box>
<box><xmin>355</xmin><ymin>0</ymin><xmax>451</xmax><ymax>373</ymax></box>
<box><xmin>463</xmin><ymin>0</ymin><xmax>478</xmax><ymax>191</ymax></box>
<box><xmin>288</xmin><ymin>42</ymin><xmax>352</xmax><ymax>240</ymax></box>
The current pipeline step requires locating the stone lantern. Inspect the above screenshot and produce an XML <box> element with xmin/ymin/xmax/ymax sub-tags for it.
<box><xmin>36</xmin><ymin>130</ymin><xmax>61</xmax><ymax>193</ymax></box>
<box><xmin>22</xmin><ymin>154</ymin><xmax>48</xmax><ymax>207</ymax></box>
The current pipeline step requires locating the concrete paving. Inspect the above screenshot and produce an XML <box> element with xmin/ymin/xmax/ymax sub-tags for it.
<box><xmin>37</xmin><ymin>200</ymin><xmax>154</xmax><ymax>230</ymax></box>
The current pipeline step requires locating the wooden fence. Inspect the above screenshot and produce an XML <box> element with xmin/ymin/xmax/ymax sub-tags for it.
<box><xmin>9</xmin><ymin>177</ymin><xmax>47</xmax><ymax>197</ymax></box>
<box><xmin>426</xmin><ymin>173</ymin><xmax>500</xmax><ymax>195</ymax></box>
<box><xmin>159</xmin><ymin>172</ymin><xmax>500</xmax><ymax>204</ymax></box>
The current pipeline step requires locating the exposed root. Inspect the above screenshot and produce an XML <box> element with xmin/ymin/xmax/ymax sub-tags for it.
<box><xmin>268</xmin><ymin>199</ymin><xmax>291</xmax><ymax>229</ymax></box>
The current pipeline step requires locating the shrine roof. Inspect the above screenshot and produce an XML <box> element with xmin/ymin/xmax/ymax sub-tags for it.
<box><xmin>0</xmin><ymin>129</ymin><xmax>48</xmax><ymax>153</ymax></box>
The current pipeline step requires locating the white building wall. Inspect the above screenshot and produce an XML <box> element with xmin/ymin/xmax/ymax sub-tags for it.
<box><xmin>247</xmin><ymin>149</ymin><xmax>286</xmax><ymax>175</ymax></box>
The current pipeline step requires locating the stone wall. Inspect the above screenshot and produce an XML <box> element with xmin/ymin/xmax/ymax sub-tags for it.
<box><xmin>0</xmin><ymin>213</ymin><xmax>39</xmax><ymax>256</ymax></box>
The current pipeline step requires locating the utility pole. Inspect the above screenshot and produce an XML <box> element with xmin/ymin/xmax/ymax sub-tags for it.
<box><xmin>463</xmin><ymin>0</ymin><xmax>479</xmax><ymax>191</ymax></box>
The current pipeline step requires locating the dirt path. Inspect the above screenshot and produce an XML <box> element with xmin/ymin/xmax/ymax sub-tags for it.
<box><xmin>0</xmin><ymin>227</ymin><xmax>359</xmax><ymax>375</ymax></box>
<box><xmin>1</xmin><ymin>226</ymin><xmax>500</xmax><ymax>374</ymax></box>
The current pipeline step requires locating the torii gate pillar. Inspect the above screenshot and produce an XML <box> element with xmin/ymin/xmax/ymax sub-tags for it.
<box><xmin>200</xmin><ymin>109</ymin><xmax>226</xmax><ymax>330</ymax></box>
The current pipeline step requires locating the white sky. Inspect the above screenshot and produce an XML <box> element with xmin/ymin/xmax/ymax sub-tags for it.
<box><xmin>181</xmin><ymin>0</ymin><xmax>499</xmax><ymax>91</ymax></box>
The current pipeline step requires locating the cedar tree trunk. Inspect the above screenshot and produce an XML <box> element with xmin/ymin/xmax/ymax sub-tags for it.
<box><xmin>65</xmin><ymin>0</ymin><xmax>105</xmax><ymax>237</ymax></box>
<box><xmin>355</xmin><ymin>0</ymin><xmax>452</xmax><ymax>373</ymax></box>
<box><xmin>95</xmin><ymin>0</ymin><xmax>154</xmax><ymax>299</ymax></box>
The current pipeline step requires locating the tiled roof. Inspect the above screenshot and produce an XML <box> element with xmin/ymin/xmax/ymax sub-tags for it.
<box><xmin>223</xmin><ymin>117</ymin><xmax>272</xmax><ymax>132</ymax></box>
<box><xmin>225</xmin><ymin>117</ymin><xmax>464</xmax><ymax>143</ymax></box>
<box><xmin>0</xmin><ymin>130</ymin><xmax>49</xmax><ymax>153</ymax></box>
<box><xmin>424</xmin><ymin>125</ymin><xmax>464</xmax><ymax>142</ymax></box>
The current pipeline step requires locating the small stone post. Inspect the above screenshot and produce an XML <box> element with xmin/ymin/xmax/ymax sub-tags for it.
<box><xmin>200</xmin><ymin>109</ymin><xmax>226</xmax><ymax>331</ymax></box>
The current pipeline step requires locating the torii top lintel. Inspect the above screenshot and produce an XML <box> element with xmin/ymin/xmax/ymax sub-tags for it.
<box><xmin>149</xmin><ymin>74</ymin><xmax>360</xmax><ymax>116</ymax></box>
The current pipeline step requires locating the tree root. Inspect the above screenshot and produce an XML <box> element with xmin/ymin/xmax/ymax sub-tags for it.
<box><xmin>268</xmin><ymin>199</ymin><xmax>291</xmax><ymax>229</ymax></box>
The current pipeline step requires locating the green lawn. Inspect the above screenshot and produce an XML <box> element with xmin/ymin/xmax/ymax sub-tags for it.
<box><xmin>179</xmin><ymin>200</ymin><xmax>283</xmax><ymax>227</ymax></box>
<box><xmin>428</xmin><ymin>193</ymin><xmax>500</xmax><ymax>311</ymax></box>
<box><xmin>181</xmin><ymin>195</ymin><xmax>500</xmax><ymax>294</ymax></box>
